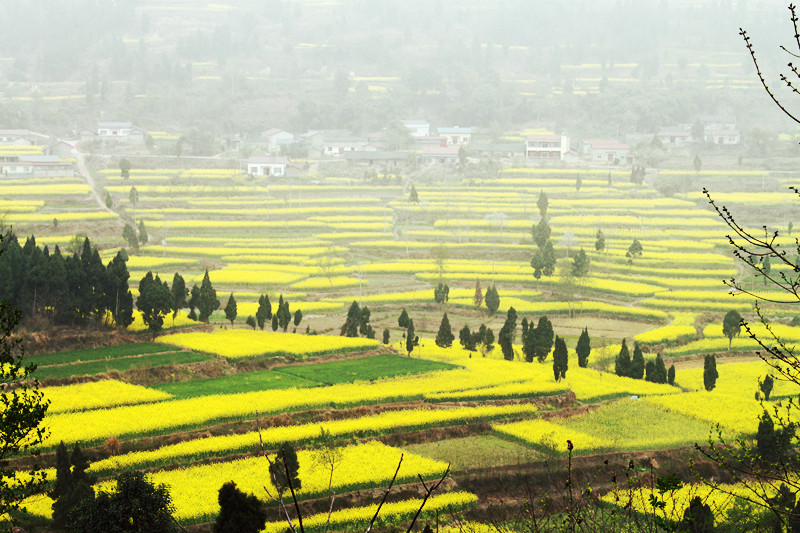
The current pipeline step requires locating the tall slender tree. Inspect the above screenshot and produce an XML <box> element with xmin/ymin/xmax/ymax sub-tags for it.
<box><xmin>435</xmin><ymin>313</ymin><xmax>455</xmax><ymax>348</ymax></box>
<box><xmin>576</xmin><ymin>328</ymin><xmax>591</xmax><ymax>368</ymax></box>
<box><xmin>224</xmin><ymin>293</ymin><xmax>237</xmax><ymax>326</ymax></box>
<box><xmin>197</xmin><ymin>270</ymin><xmax>220</xmax><ymax>323</ymax></box>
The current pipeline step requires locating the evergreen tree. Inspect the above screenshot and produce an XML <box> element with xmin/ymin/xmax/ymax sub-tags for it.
<box><xmin>170</xmin><ymin>273</ymin><xmax>187</xmax><ymax>325</ymax></box>
<box><xmin>626</xmin><ymin>238</ymin><xmax>643</xmax><ymax>267</ymax></box>
<box><xmin>136</xmin><ymin>272</ymin><xmax>172</xmax><ymax>335</ymax></box>
<box><xmin>760</xmin><ymin>375</ymin><xmax>775</xmax><ymax>401</ymax></box>
<box><xmin>522</xmin><ymin>319</ymin><xmax>536</xmax><ymax>363</ymax></box>
<box><xmin>213</xmin><ymin>481</ymin><xmax>267</xmax><ymax>533</ymax></box>
<box><xmin>187</xmin><ymin>284</ymin><xmax>200</xmax><ymax>321</ymax></box>
<box><xmin>552</xmin><ymin>336</ymin><xmax>568</xmax><ymax>381</ymax></box>
<box><xmin>645</xmin><ymin>360</ymin><xmax>656</xmax><ymax>382</ymax></box>
<box><xmin>293</xmin><ymin>309</ymin><xmax>302</xmax><ymax>328</ymax></box>
<box><xmin>245</xmin><ymin>315</ymin><xmax>256</xmax><ymax>329</ymax></box>
<box><xmin>382</xmin><ymin>329</ymin><xmax>390</xmax><ymax>344</ymax></box>
<box><xmin>358</xmin><ymin>306</ymin><xmax>374</xmax><ymax>339</ymax></box>
<box><xmin>537</xmin><ymin>190</ymin><xmax>549</xmax><ymax>220</ymax></box>
<box><xmin>277</xmin><ymin>299</ymin><xmax>291</xmax><ymax>332</ymax></box>
<box><xmin>435</xmin><ymin>312</ymin><xmax>455</xmax><ymax>348</ymax></box>
<box><xmin>680</xmin><ymin>496</ymin><xmax>715</xmax><ymax>533</ymax></box>
<box><xmin>532</xmin><ymin>218</ymin><xmax>551</xmax><ymax>249</ymax></box>
<box><xmin>398</xmin><ymin>308</ymin><xmax>410</xmax><ymax>332</ymax></box>
<box><xmin>484</xmin><ymin>284</ymin><xmax>500</xmax><ymax>315</ymax></box>
<box><xmin>531</xmin><ymin>240</ymin><xmax>556</xmax><ymax>279</ymax></box>
<box><xmin>271</xmin><ymin>314</ymin><xmax>278</xmax><ymax>331</ymax></box>
<box><xmin>255</xmin><ymin>295</ymin><xmax>268</xmax><ymax>330</ymax></box>
<box><xmin>224</xmin><ymin>293</ymin><xmax>237</xmax><ymax>326</ymax></box>
<box><xmin>269</xmin><ymin>443</ymin><xmax>302</xmax><ymax>494</ymax></box>
<box><xmin>67</xmin><ymin>470</ymin><xmax>178</xmax><ymax>533</ymax></box>
<box><xmin>473</xmin><ymin>278</ymin><xmax>483</xmax><ymax>308</ymax></box>
<box><xmin>459</xmin><ymin>325</ymin><xmax>476</xmax><ymax>352</ymax></box>
<box><xmin>615</xmin><ymin>339</ymin><xmax>631</xmax><ymax>377</ymax></box>
<box><xmin>51</xmin><ymin>443</ymin><xmax>95</xmax><ymax>529</ymax></box>
<box><xmin>197</xmin><ymin>271</ymin><xmax>220</xmax><ymax>323</ymax></box>
<box><xmin>722</xmin><ymin>309</ymin><xmax>742</xmax><ymax>349</ymax></box>
<box><xmin>703</xmin><ymin>354</ymin><xmax>718</xmax><ymax>391</ymax></box>
<box><xmin>654</xmin><ymin>354</ymin><xmax>668</xmax><ymax>384</ymax></box>
<box><xmin>138</xmin><ymin>219</ymin><xmax>148</xmax><ymax>245</ymax></box>
<box><xmin>340</xmin><ymin>301</ymin><xmax>361</xmax><ymax>337</ymax></box>
<box><xmin>668</xmin><ymin>364</ymin><xmax>676</xmax><ymax>385</ymax></box>
<box><xmin>571</xmin><ymin>248</ymin><xmax>590</xmax><ymax>281</ymax></box>
<box><xmin>476</xmin><ymin>324</ymin><xmax>495</xmax><ymax>357</ymax></box>
<box><xmin>409</xmin><ymin>183</ymin><xmax>419</xmax><ymax>203</ymax></box>
<box><xmin>498</xmin><ymin>307</ymin><xmax>517</xmax><ymax>361</ymax></box>
<box><xmin>576</xmin><ymin>328</ymin><xmax>591</xmax><ymax>368</ymax></box>
<box><xmin>122</xmin><ymin>223</ymin><xmax>138</xmax><ymax>251</ymax></box>
<box><xmin>406</xmin><ymin>318</ymin><xmax>419</xmax><ymax>356</ymax></box>
<box><xmin>106</xmin><ymin>251</ymin><xmax>133</xmax><ymax>328</ymax></box>
<box><xmin>533</xmin><ymin>316</ymin><xmax>555</xmax><ymax>362</ymax></box>
<box><xmin>630</xmin><ymin>342</ymin><xmax>645</xmax><ymax>379</ymax></box>
<box><xmin>756</xmin><ymin>411</ymin><xmax>780</xmax><ymax>463</ymax></box>
<box><xmin>595</xmin><ymin>229</ymin><xmax>605</xmax><ymax>252</ymax></box>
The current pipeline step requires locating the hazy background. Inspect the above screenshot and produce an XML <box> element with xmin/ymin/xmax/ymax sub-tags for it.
<box><xmin>0</xmin><ymin>0</ymin><xmax>796</xmax><ymax>152</ymax></box>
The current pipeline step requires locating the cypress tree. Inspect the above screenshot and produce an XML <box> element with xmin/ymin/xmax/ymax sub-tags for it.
<box><xmin>654</xmin><ymin>354</ymin><xmax>668</xmax><ymax>384</ymax></box>
<box><xmin>406</xmin><ymin>318</ymin><xmax>419</xmax><ymax>356</ymax></box>
<box><xmin>615</xmin><ymin>339</ymin><xmax>631</xmax><ymax>377</ymax></box>
<box><xmin>246</xmin><ymin>315</ymin><xmax>256</xmax><ymax>329</ymax></box>
<box><xmin>576</xmin><ymin>328</ymin><xmax>591</xmax><ymax>368</ymax></box>
<box><xmin>484</xmin><ymin>285</ymin><xmax>500</xmax><ymax>315</ymax></box>
<box><xmin>256</xmin><ymin>295</ymin><xmax>268</xmax><ymax>330</ymax></box>
<box><xmin>630</xmin><ymin>342</ymin><xmax>645</xmax><ymax>380</ymax></box>
<box><xmin>703</xmin><ymin>354</ymin><xmax>718</xmax><ymax>391</ymax></box>
<box><xmin>760</xmin><ymin>375</ymin><xmax>774</xmax><ymax>401</ymax></box>
<box><xmin>533</xmin><ymin>316</ymin><xmax>554</xmax><ymax>362</ymax></box>
<box><xmin>382</xmin><ymin>329</ymin><xmax>390</xmax><ymax>344</ymax></box>
<box><xmin>197</xmin><ymin>270</ymin><xmax>220</xmax><ymax>323</ymax></box>
<box><xmin>224</xmin><ymin>293</ymin><xmax>237</xmax><ymax>326</ymax></box>
<box><xmin>473</xmin><ymin>278</ymin><xmax>483</xmax><ymax>308</ymax></box>
<box><xmin>459</xmin><ymin>325</ymin><xmax>476</xmax><ymax>352</ymax></box>
<box><xmin>293</xmin><ymin>309</ymin><xmax>302</xmax><ymax>328</ymax></box>
<box><xmin>398</xmin><ymin>308</ymin><xmax>410</xmax><ymax>332</ymax></box>
<box><xmin>435</xmin><ymin>312</ymin><xmax>455</xmax><ymax>348</ymax></box>
<box><xmin>498</xmin><ymin>307</ymin><xmax>517</xmax><ymax>361</ymax></box>
<box><xmin>51</xmin><ymin>443</ymin><xmax>95</xmax><ymax>529</ymax></box>
<box><xmin>645</xmin><ymin>360</ymin><xmax>656</xmax><ymax>382</ymax></box>
<box><xmin>552</xmin><ymin>336</ymin><xmax>568</xmax><ymax>381</ymax></box>
<box><xmin>271</xmin><ymin>314</ymin><xmax>278</xmax><ymax>331</ymax></box>
<box><xmin>340</xmin><ymin>301</ymin><xmax>361</xmax><ymax>337</ymax></box>
<box><xmin>170</xmin><ymin>272</ymin><xmax>187</xmax><ymax>325</ymax></box>
<box><xmin>668</xmin><ymin>364</ymin><xmax>676</xmax><ymax>385</ymax></box>
<box><xmin>269</xmin><ymin>443</ymin><xmax>302</xmax><ymax>493</ymax></box>
<box><xmin>680</xmin><ymin>497</ymin><xmax>715</xmax><ymax>533</ymax></box>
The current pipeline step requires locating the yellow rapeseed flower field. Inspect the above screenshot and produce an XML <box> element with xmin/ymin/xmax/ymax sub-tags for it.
<box><xmin>158</xmin><ymin>329</ymin><xmax>379</xmax><ymax>359</ymax></box>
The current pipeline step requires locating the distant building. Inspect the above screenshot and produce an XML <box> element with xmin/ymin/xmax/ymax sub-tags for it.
<box><xmin>581</xmin><ymin>140</ymin><xmax>630</xmax><ymax>164</ymax></box>
<box><xmin>260</xmin><ymin>128</ymin><xmax>295</xmax><ymax>152</ymax></box>
<box><xmin>436</xmin><ymin>127</ymin><xmax>473</xmax><ymax>146</ymax></box>
<box><xmin>0</xmin><ymin>155</ymin><xmax>74</xmax><ymax>177</ymax></box>
<box><xmin>247</xmin><ymin>156</ymin><xmax>288</xmax><ymax>177</ymax></box>
<box><xmin>466</xmin><ymin>142</ymin><xmax>525</xmax><ymax>159</ymax></box>
<box><xmin>420</xmin><ymin>145</ymin><xmax>460</xmax><ymax>165</ymax></box>
<box><xmin>698</xmin><ymin>115</ymin><xmax>740</xmax><ymax>145</ymax></box>
<box><xmin>96</xmin><ymin>122</ymin><xmax>145</xmax><ymax>143</ymax></box>
<box><xmin>321</xmin><ymin>131</ymin><xmax>372</xmax><ymax>156</ymax></box>
<box><xmin>401</xmin><ymin>120</ymin><xmax>430</xmax><ymax>137</ymax></box>
<box><xmin>656</xmin><ymin>126</ymin><xmax>692</xmax><ymax>145</ymax></box>
<box><xmin>526</xmin><ymin>134</ymin><xmax>570</xmax><ymax>160</ymax></box>
<box><xmin>343</xmin><ymin>151</ymin><xmax>411</xmax><ymax>168</ymax></box>
<box><xmin>0</xmin><ymin>129</ymin><xmax>40</xmax><ymax>146</ymax></box>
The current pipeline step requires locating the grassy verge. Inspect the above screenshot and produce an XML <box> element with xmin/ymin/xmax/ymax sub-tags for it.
<box><xmin>35</xmin><ymin>351</ymin><xmax>212</xmax><ymax>380</ymax></box>
<box><xmin>29</xmin><ymin>342</ymin><xmax>181</xmax><ymax>366</ymax></box>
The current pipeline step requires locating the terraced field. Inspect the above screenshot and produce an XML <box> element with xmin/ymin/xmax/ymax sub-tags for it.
<box><xmin>5</xmin><ymin>164</ymin><xmax>800</xmax><ymax>529</ymax></box>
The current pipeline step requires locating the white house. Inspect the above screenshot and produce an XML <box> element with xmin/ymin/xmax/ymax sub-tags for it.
<box><xmin>401</xmin><ymin>120</ymin><xmax>430</xmax><ymax>137</ymax></box>
<box><xmin>526</xmin><ymin>134</ymin><xmax>570</xmax><ymax>160</ymax></box>
<box><xmin>436</xmin><ymin>127</ymin><xmax>473</xmax><ymax>146</ymax></box>
<box><xmin>656</xmin><ymin>126</ymin><xmax>692</xmax><ymax>145</ymax></box>
<box><xmin>97</xmin><ymin>122</ymin><xmax>145</xmax><ymax>143</ymax></box>
<box><xmin>0</xmin><ymin>155</ymin><xmax>74</xmax><ymax>178</ymax></box>
<box><xmin>321</xmin><ymin>131</ymin><xmax>372</xmax><ymax>156</ymax></box>
<box><xmin>581</xmin><ymin>140</ymin><xmax>630</xmax><ymax>164</ymax></box>
<box><xmin>247</xmin><ymin>156</ymin><xmax>288</xmax><ymax>177</ymax></box>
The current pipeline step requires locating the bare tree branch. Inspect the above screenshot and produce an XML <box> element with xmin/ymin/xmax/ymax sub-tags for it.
<box><xmin>365</xmin><ymin>454</ymin><xmax>403</xmax><ymax>533</ymax></box>
<box><xmin>406</xmin><ymin>464</ymin><xmax>451</xmax><ymax>533</ymax></box>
